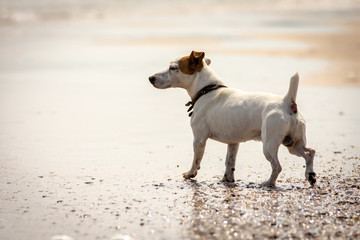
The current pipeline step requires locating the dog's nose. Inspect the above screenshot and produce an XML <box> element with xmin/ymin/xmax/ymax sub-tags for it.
<box><xmin>149</xmin><ymin>76</ymin><xmax>156</xmax><ymax>84</ymax></box>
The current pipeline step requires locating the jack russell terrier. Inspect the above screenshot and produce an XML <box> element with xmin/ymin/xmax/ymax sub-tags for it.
<box><xmin>149</xmin><ymin>51</ymin><xmax>316</xmax><ymax>187</ymax></box>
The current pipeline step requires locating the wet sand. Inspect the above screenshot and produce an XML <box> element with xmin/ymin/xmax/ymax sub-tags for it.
<box><xmin>0</xmin><ymin>1</ymin><xmax>360</xmax><ymax>239</ymax></box>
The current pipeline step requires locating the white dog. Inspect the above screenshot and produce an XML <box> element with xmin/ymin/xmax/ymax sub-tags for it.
<box><xmin>149</xmin><ymin>51</ymin><xmax>316</xmax><ymax>187</ymax></box>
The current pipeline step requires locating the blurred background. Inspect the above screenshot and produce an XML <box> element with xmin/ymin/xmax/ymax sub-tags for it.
<box><xmin>1</xmin><ymin>0</ymin><xmax>359</xmax><ymax>169</ymax></box>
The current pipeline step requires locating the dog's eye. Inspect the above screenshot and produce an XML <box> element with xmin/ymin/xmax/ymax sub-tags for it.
<box><xmin>169</xmin><ymin>66</ymin><xmax>178</xmax><ymax>71</ymax></box>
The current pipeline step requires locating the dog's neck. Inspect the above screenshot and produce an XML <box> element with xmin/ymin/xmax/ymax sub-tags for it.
<box><xmin>186</xmin><ymin>66</ymin><xmax>225</xmax><ymax>100</ymax></box>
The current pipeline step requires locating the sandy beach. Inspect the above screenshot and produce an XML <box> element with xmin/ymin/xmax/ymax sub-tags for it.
<box><xmin>0</xmin><ymin>0</ymin><xmax>360</xmax><ymax>239</ymax></box>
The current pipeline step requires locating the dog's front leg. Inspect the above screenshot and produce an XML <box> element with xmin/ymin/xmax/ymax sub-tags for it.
<box><xmin>183</xmin><ymin>139</ymin><xmax>207</xmax><ymax>179</ymax></box>
<box><xmin>221</xmin><ymin>143</ymin><xmax>239</xmax><ymax>182</ymax></box>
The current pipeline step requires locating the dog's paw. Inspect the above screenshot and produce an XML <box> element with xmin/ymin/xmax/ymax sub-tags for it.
<box><xmin>306</xmin><ymin>172</ymin><xmax>317</xmax><ymax>187</ymax></box>
<box><xmin>221</xmin><ymin>173</ymin><xmax>235</xmax><ymax>183</ymax></box>
<box><xmin>261</xmin><ymin>180</ymin><xmax>275</xmax><ymax>188</ymax></box>
<box><xmin>183</xmin><ymin>171</ymin><xmax>197</xmax><ymax>179</ymax></box>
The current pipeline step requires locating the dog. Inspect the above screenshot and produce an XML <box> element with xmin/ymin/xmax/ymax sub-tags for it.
<box><xmin>149</xmin><ymin>51</ymin><xmax>316</xmax><ymax>187</ymax></box>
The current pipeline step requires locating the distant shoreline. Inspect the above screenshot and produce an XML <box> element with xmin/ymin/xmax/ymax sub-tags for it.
<box><xmin>210</xmin><ymin>20</ymin><xmax>360</xmax><ymax>87</ymax></box>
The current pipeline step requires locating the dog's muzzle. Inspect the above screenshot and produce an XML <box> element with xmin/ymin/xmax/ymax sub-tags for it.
<box><xmin>149</xmin><ymin>76</ymin><xmax>156</xmax><ymax>85</ymax></box>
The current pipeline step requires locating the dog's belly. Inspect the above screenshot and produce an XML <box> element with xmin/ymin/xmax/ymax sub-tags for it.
<box><xmin>209</xmin><ymin>130</ymin><xmax>262</xmax><ymax>144</ymax></box>
<box><xmin>208</xmin><ymin>124</ymin><xmax>262</xmax><ymax>144</ymax></box>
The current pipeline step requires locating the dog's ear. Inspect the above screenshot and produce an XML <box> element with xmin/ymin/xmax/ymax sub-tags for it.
<box><xmin>189</xmin><ymin>51</ymin><xmax>205</xmax><ymax>70</ymax></box>
<box><xmin>205</xmin><ymin>57</ymin><xmax>211</xmax><ymax>66</ymax></box>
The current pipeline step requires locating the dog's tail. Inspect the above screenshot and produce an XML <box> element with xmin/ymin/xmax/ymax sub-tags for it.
<box><xmin>284</xmin><ymin>73</ymin><xmax>299</xmax><ymax>103</ymax></box>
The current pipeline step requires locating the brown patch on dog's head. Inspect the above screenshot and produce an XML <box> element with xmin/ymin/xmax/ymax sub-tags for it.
<box><xmin>178</xmin><ymin>51</ymin><xmax>205</xmax><ymax>75</ymax></box>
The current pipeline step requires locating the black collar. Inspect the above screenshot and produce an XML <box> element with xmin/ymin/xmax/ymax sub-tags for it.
<box><xmin>185</xmin><ymin>84</ymin><xmax>227</xmax><ymax>117</ymax></box>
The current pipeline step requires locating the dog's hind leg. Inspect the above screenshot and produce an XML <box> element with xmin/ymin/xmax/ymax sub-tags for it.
<box><xmin>288</xmin><ymin>141</ymin><xmax>316</xmax><ymax>186</ymax></box>
<box><xmin>183</xmin><ymin>138</ymin><xmax>207</xmax><ymax>179</ymax></box>
<box><xmin>221</xmin><ymin>143</ymin><xmax>239</xmax><ymax>182</ymax></box>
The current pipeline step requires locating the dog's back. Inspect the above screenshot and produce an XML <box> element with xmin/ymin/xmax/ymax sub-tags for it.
<box><xmin>192</xmin><ymin>75</ymin><xmax>300</xmax><ymax>144</ymax></box>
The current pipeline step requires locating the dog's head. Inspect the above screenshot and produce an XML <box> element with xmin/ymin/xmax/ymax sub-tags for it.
<box><xmin>149</xmin><ymin>51</ymin><xmax>211</xmax><ymax>89</ymax></box>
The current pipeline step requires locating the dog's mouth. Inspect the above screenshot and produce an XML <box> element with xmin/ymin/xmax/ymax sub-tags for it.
<box><xmin>148</xmin><ymin>76</ymin><xmax>172</xmax><ymax>89</ymax></box>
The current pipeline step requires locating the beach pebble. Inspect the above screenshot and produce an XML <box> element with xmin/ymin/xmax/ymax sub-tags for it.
<box><xmin>110</xmin><ymin>234</ymin><xmax>133</xmax><ymax>240</ymax></box>
<box><xmin>50</xmin><ymin>235</ymin><xmax>74</xmax><ymax>240</ymax></box>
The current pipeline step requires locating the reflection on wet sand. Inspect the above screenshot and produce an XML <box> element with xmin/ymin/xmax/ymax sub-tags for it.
<box><xmin>186</xmin><ymin>177</ymin><xmax>360</xmax><ymax>239</ymax></box>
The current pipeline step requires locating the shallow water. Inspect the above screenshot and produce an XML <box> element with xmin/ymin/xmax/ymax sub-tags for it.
<box><xmin>0</xmin><ymin>1</ymin><xmax>360</xmax><ymax>239</ymax></box>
